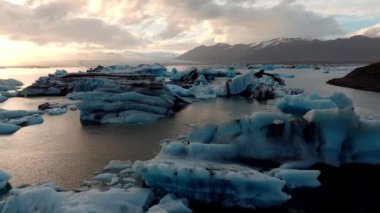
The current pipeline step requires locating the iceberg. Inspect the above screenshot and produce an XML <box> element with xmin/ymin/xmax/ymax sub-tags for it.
<box><xmin>0</xmin><ymin>171</ymin><xmax>10</xmax><ymax>192</ymax></box>
<box><xmin>0</xmin><ymin>185</ymin><xmax>154</xmax><ymax>213</ymax></box>
<box><xmin>277</xmin><ymin>92</ymin><xmax>354</xmax><ymax>115</ymax></box>
<box><xmin>0</xmin><ymin>95</ymin><xmax>7</xmax><ymax>103</ymax></box>
<box><xmin>133</xmin><ymin>159</ymin><xmax>290</xmax><ymax>209</ymax></box>
<box><xmin>76</xmin><ymin>88</ymin><xmax>187</xmax><ymax>124</ymax></box>
<box><xmin>217</xmin><ymin>71</ymin><xmax>302</xmax><ymax>100</ymax></box>
<box><xmin>147</xmin><ymin>194</ymin><xmax>191</xmax><ymax>213</ymax></box>
<box><xmin>168</xmin><ymin>70</ymin><xmax>300</xmax><ymax>101</ymax></box>
<box><xmin>166</xmin><ymin>83</ymin><xmax>217</xmax><ymax>100</ymax></box>
<box><xmin>0</xmin><ymin>79</ymin><xmax>23</xmax><ymax>92</ymax></box>
<box><xmin>0</xmin><ymin>79</ymin><xmax>23</xmax><ymax>102</ymax></box>
<box><xmin>276</xmin><ymin>73</ymin><xmax>295</xmax><ymax>78</ymax></box>
<box><xmin>87</xmin><ymin>64</ymin><xmax>168</xmax><ymax>77</ymax></box>
<box><xmin>0</xmin><ymin>110</ymin><xmax>44</xmax><ymax>134</ymax></box>
<box><xmin>45</xmin><ymin>108</ymin><xmax>67</xmax><ymax>116</ymax></box>
<box><xmin>38</xmin><ymin>102</ymin><xmax>68</xmax><ymax>116</ymax></box>
<box><xmin>20</xmin><ymin>66</ymin><xmax>189</xmax><ymax>124</ymax></box>
<box><xmin>0</xmin><ymin>122</ymin><xmax>21</xmax><ymax>134</ymax></box>
<box><xmin>268</xmin><ymin>169</ymin><xmax>321</xmax><ymax>189</ymax></box>
<box><xmin>133</xmin><ymin>92</ymin><xmax>380</xmax><ymax>209</ymax></box>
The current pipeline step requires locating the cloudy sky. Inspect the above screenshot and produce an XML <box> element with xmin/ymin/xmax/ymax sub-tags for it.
<box><xmin>0</xmin><ymin>0</ymin><xmax>379</xmax><ymax>65</ymax></box>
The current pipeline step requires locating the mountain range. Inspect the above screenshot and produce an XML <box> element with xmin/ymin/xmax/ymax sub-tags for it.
<box><xmin>177</xmin><ymin>36</ymin><xmax>380</xmax><ymax>64</ymax></box>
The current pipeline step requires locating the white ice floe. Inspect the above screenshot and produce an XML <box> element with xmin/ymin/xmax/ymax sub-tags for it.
<box><xmin>0</xmin><ymin>185</ymin><xmax>154</xmax><ymax>213</ymax></box>
<box><xmin>147</xmin><ymin>194</ymin><xmax>192</xmax><ymax>213</ymax></box>
<box><xmin>277</xmin><ymin>92</ymin><xmax>354</xmax><ymax>115</ymax></box>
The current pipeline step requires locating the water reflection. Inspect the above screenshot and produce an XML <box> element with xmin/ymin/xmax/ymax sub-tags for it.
<box><xmin>1</xmin><ymin>66</ymin><xmax>380</xmax><ymax>189</ymax></box>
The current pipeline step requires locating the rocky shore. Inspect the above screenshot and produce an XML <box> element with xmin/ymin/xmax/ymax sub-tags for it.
<box><xmin>327</xmin><ymin>62</ymin><xmax>380</xmax><ymax>92</ymax></box>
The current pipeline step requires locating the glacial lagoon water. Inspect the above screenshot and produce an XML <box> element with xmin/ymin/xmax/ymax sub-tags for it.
<box><xmin>1</xmin><ymin>65</ymin><xmax>380</xmax><ymax>189</ymax></box>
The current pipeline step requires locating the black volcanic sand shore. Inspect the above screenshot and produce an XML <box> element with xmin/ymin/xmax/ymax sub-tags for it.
<box><xmin>327</xmin><ymin>62</ymin><xmax>380</xmax><ymax>92</ymax></box>
<box><xmin>190</xmin><ymin>164</ymin><xmax>380</xmax><ymax>213</ymax></box>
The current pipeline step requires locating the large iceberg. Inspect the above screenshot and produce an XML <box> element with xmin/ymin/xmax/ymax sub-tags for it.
<box><xmin>19</xmin><ymin>66</ymin><xmax>189</xmax><ymax>124</ymax></box>
<box><xmin>74</xmin><ymin>83</ymin><xmax>189</xmax><ymax>124</ymax></box>
<box><xmin>133</xmin><ymin>92</ymin><xmax>380</xmax><ymax>209</ymax></box>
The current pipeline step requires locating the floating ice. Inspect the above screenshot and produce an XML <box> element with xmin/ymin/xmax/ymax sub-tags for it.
<box><xmin>0</xmin><ymin>171</ymin><xmax>10</xmax><ymax>190</ymax></box>
<box><xmin>134</xmin><ymin>159</ymin><xmax>290</xmax><ymax>209</ymax></box>
<box><xmin>217</xmin><ymin>71</ymin><xmax>302</xmax><ymax>100</ymax></box>
<box><xmin>276</xmin><ymin>73</ymin><xmax>295</xmax><ymax>78</ymax></box>
<box><xmin>268</xmin><ymin>169</ymin><xmax>321</xmax><ymax>189</ymax></box>
<box><xmin>0</xmin><ymin>110</ymin><xmax>44</xmax><ymax>134</ymax></box>
<box><xmin>147</xmin><ymin>194</ymin><xmax>192</xmax><ymax>213</ymax></box>
<box><xmin>45</xmin><ymin>108</ymin><xmax>67</xmax><ymax>116</ymax></box>
<box><xmin>88</xmin><ymin>64</ymin><xmax>168</xmax><ymax>77</ymax></box>
<box><xmin>134</xmin><ymin>93</ymin><xmax>380</xmax><ymax>209</ymax></box>
<box><xmin>0</xmin><ymin>79</ymin><xmax>23</xmax><ymax>92</ymax></box>
<box><xmin>0</xmin><ymin>95</ymin><xmax>8</xmax><ymax>103</ymax></box>
<box><xmin>54</xmin><ymin>70</ymin><xmax>68</xmax><ymax>77</ymax></box>
<box><xmin>73</xmin><ymin>80</ymin><xmax>188</xmax><ymax>124</ymax></box>
<box><xmin>277</xmin><ymin>92</ymin><xmax>353</xmax><ymax>115</ymax></box>
<box><xmin>0</xmin><ymin>122</ymin><xmax>21</xmax><ymax>134</ymax></box>
<box><xmin>38</xmin><ymin>102</ymin><xmax>69</xmax><ymax>116</ymax></box>
<box><xmin>0</xmin><ymin>185</ymin><xmax>154</xmax><ymax>213</ymax></box>
<box><xmin>0</xmin><ymin>79</ymin><xmax>23</xmax><ymax>102</ymax></box>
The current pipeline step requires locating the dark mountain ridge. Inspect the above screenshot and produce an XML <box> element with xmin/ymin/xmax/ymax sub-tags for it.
<box><xmin>177</xmin><ymin>36</ymin><xmax>380</xmax><ymax>64</ymax></box>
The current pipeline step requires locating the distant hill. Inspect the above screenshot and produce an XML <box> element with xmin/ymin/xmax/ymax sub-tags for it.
<box><xmin>177</xmin><ymin>36</ymin><xmax>380</xmax><ymax>64</ymax></box>
<box><xmin>327</xmin><ymin>62</ymin><xmax>380</xmax><ymax>92</ymax></box>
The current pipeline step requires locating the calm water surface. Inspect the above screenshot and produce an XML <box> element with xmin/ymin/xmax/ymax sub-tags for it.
<box><xmin>0</xmin><ymin>65</ymin><xmax>380</xmax><ymax>189</ymax></box>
